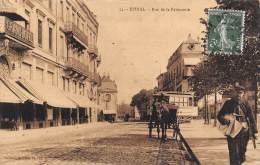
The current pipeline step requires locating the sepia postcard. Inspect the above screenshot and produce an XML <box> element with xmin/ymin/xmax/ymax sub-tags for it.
<box><xmin>0</xmin><ymin>0</ymin><xmax>259</xmax><ymax>164</ymax></box>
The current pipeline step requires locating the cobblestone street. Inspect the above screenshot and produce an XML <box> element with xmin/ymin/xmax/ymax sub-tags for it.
<box><xmin>0</xmin><ymin>121</ymin><xmax>259</xmax><ymax>165</ymax></box>
<box><xmin>0</xmin><ymin>122</ymin><xmax>194</xmax><ymax>165</ymax></box>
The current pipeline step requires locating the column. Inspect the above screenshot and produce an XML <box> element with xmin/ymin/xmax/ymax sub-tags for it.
<box><xmin>69</xmin><ymin>108</ymin><xmax>72</xmax><ymax>125</ymax></box>
<box><xmin>0</xmin><ymin>104</ymin><xmax>2</xmax><ymax>128</ymax></box>
<box><xmin>19</xmin><ymin>104</ymin><xmax>23</xmax><ymax>130</ymax></box>
<box><xmin>77</xmin><ymin>107</ymin><xmax>79</xmax><ymax>124</ymax></box>
<box><xmin>58</xmin><ymin>108</ymin><xmax>62</xmax><ymax>126</ymax></box>
<box><xmin>33</xmin><ymin>103</ymin><xmax>37</xmax><ymax>128</ymax></box>
<box><xmin>44</xmin><ymin>106</ymin><xmax>48</xmax><ymax>128</ymax></box>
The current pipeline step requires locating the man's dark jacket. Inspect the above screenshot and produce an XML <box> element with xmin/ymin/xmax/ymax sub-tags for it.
<box><xmin>217</xmin><ymin>99</ymin><xmax>258</xmax><ymax>135</ymax></box>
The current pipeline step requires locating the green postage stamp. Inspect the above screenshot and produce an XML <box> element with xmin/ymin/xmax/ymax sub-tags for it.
<box><xmin>207</xmin><ymin>9</ymin><xmax>245</xmax><ymax>55</ymax></box>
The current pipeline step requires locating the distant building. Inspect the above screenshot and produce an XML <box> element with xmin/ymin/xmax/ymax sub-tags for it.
<box><xmin>157</xmin><ymin>34</ymin><xmax>203</xmax><ymax>92</ymax></box>
<box><xmin>98</xmin><ymin>75</ymin><xmax>118</xmax><ymax>121</ymax></box>
<box><xmin>0</xmin><ymin>0</ymin><xmax>101</xmax><ymax>129</ymax></box>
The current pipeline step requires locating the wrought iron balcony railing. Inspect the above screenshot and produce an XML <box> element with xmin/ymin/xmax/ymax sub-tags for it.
<box><xmin>64</xmin><ymin>57</ymin><xmax>90</xmax><ymax>77</ymax></box>
<box><xmin>64</xmin><ymin>22</ymin><xmax>88</xmax><ymax>48</ymax></box>
<box><xmin>0</xmin><ymin>16</ymin><xmax>34</xmax><ymax>48</ymax></box>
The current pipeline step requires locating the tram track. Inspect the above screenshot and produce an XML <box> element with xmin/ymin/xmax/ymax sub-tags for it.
<box><xmin>156</xmin><ymin>131</ymin><xmax>201</xmax><ymax>165</ymax></box>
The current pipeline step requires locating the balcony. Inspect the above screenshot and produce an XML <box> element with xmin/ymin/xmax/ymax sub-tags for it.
<box><xmin>64</xmin><ymin>57</ymin><xmax>90</xmax><ymax>78</ymax></box>
<box><xmin>88</xmin><ymin>45</ymin><xmax>99</xmax><ymax>58</ymax></box>
<box><xmin>64</xmin><ymin>22</ymin><xmax>88</xmax><ymax>51</ymax></box>
<box><xmin>0</xmin><ymin>0</ymin><xmax>29</xmax><ymax>21</ymax></box>
<box><xmin>0</xmin><ymin>16</ymin><xmax>34</xmax><ymax>50</ymax></box>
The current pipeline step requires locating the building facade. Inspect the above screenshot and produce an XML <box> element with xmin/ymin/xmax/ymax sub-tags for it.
<box><xmin>98</xmin><ymin>75</ymin><xmax>118</xmax><ymax>121</ymax></box>
<box><xmin>157</xmin><ymin>34</ymin><xmax>203</xmax><ymax>92</ymax></box>
<box><xmin>0</xmin><ymin>0</ymin><xmax>101</xmax><ymax>129</ymax></box>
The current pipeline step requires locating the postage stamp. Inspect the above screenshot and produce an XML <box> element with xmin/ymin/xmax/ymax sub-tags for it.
<box><xmin>207</xmin><ymin>9</ymin><xmax>245</xmax><ymax>55</ymax></box>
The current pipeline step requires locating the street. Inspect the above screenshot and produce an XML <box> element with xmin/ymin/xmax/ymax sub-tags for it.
<box><xmin>0</xmin><ymin>122</ymin><xmax>191</xmax><ymax>165</ymax></box>
<box><xmin>0</xmin><ymin>121</ymin><xmax>259</xmax><ymax>165</ymax></box>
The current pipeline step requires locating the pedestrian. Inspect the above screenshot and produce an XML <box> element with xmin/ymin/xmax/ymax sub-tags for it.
<box><xmin>217</xmin><ymin>83</ymin><xmax>258</xmax><ymax>165</ymax></box>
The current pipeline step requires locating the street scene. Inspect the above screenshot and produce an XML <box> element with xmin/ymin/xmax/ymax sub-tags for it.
<box><xmin>0</xmin><ymin>120</ymin><xmax>259</xmax><ymax>165</ymax></box>
<box><xmin>0</xmin><ymin>0</ymin><xmax>260</xmax><ymax>164</ymax></box>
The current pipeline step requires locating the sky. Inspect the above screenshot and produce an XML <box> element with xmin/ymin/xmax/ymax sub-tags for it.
<box><xmin>85</xmin><ymin>0</ymin><xmax>216</xmax><ymax>104</ymax></box>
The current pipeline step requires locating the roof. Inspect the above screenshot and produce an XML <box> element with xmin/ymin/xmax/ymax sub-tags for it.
<box><xmin>17</xmin><ymin>78</ymin><xmax>77</xmax><ymax>109</ymax></box>
<box><xmin>99</xmin><ymin>75</ymin><xmax>117</xmax><ymax>92</ymax></box>
<box><xmin>183</xmin><ymin>58</ymin><xmax>202</xmax><ymax>66</ymax></box>
<box><xmin>182</xmin><ymin>34</ymin><xmax>200</xmax><ymax>44</ymax></box>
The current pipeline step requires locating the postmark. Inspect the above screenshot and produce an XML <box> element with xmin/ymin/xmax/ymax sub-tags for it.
<box><xmin>207</xmin><ymin>9</ymin><xmax>245</xmax><ymax>55</ymax></box>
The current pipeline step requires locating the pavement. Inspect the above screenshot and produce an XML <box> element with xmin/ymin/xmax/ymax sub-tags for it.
<box><xmin>0</xmin><ymin>121</ymin><xmax>192</xmax><ymax>165</ymax></box>
<box><xmin>180</xmin><ymin>118</ymin><xmax>260</xmax><ymax>165</ymax></box>
<box><xmin>0</xmin><ymin>118</ymin><xmax>259</xmax><ymax>165</ymax></box>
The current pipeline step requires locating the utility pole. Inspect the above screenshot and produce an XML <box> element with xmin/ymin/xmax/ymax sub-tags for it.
<box><xmin>213</xmin><ymin>87</ymin><xmax>217</xmax><ymax>127</ymax></box>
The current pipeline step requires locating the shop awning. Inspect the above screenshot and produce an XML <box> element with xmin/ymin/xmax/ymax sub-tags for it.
<box><xmin>12</xmin><ymin>80</ymin><xmax>42</xmax><ymax>105</ymax></box>
<box><xmin>17</xmin><ymin>78</ymin><xmax>77</xmax><ymax>109</ymax></box>
<box><xmin>0</xmin><ymin>77</ymin><xmax>44</xmax><ymax>104</ymax></box>
<box><xmin>66</xmin><ymin>93</ymin><xmax>90</xmax><ymax>108</ymax></box>
<box><xmin>0</xmin><ymin>77</ymin><xmax>22</xmax><ymax>103</ymax></box>
<box><xmin>66</xmin><ymin>93</ymin><xmax>98</xmax><ymax>109</ymax></box>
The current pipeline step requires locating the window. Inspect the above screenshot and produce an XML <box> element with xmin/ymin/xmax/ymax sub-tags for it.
<box><xmin>60</xmin><ymin>1</ymin><xmax>64</xmax><ymax>21</ymax></box>
<box><xmin>47</xmin><ymin>71</ymin><xmax>54</xmax><ymax>86</ymax></box>
<box><xmin>49</xmin><ymin>27</ymin><xmax>53</xmax><ymax>52</ymax></box>
<box><xmin>79</xmin><ymin>83</ymin><xmax>85</xmax><ymax>95</ymax></box>
<box><xmin>72</xmin><ymin>13</ymin><xmax>75</xmax><ymax>24</ymax></box>
<box><xmin>82</xmin><ymin>84</ymin><xmax>85</xmax><ymax>96</ymax></box>
<box><xmin>81</xmin><ymin>23</ymin><xmax>84</xmax><ymax>31</ymax></box>
<box><xmin>60</xmin><ymin>35</ymin><xmax>64</xmax><ymax>60</ymax></box>
<box><xmin>73</xmin><ymin>81</ymin><xmax>77</xmax><ymax>94</ymax></box>
<box><xmin>38</xmin><ymin>20</ymin><xmax>43</xmax><ymax>47</ymax></box>
<box><xmin>22</xmin><ymin>63</ymin><xmax>31</xmax><ymax>80</ymax></box>
<box><xmin>36</xmin><ymin>67</ymin><xmax>44</xmax><ymax>83</ymax></box>
<box><xmin>77</xmin><ymin>17</ymin><xmax>79</xmax><ymax>27</ymax></box>
<box><xmin>62</xmin><ymin>77</ymin><xmax>66</xmax><ymax>91</ymax></box>
<box><xmin>90</xmin><ymin>32</ymin><xmax>92</xmax><ymax>45</ymax></box>
<box><xmin>48</xmin><ymin>0</ymin><xmax>52</xmax><ymax>10</ymax></box>
<box><xmin>67</xmin><ymin>78</ymin><xmax>70</xmax><ymax>92</ymax></box>
<box><xmin>66</xmin><ymin>7</ymin><xmax>69</xmax><ymax>22</ymax></box>
<box><xmin>25</xmin><ymin>10</ymin><xmax>30</xmax><ymax>30</ymax></box>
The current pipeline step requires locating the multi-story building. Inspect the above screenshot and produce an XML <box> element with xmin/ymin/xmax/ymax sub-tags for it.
<box><xmin>157</xmin><ymin>34</ymin><xmax>203</xmax><ymax>92</ymax></box>
<box><xmin>0</xmin><ymin>0</ymin><xmax>101</xmax><ymax>129</ymax></box>
<box><xmin>98</xmin><ymin>75</ymin><xmax>118</xmax><ymax>121</ymax></box>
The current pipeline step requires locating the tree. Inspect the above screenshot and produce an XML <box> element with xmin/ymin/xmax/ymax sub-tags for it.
<box><xmin>130</xmin><ymin>89</ymin><xmax>154</xmax><ymax>120</ymax></box>
<box><xmin>193</xmin><ymin>0</ymin><xmax>260</xmax><ymax>124</ymax></box>
<box><xmin>197</xmin><ymin>0</ymin><xmax>259</xmax><ymax>86</ymax></box>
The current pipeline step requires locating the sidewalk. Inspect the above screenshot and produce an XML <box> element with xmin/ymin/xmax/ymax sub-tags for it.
<box><xmin>180</xmin><ymin>120</ymin><xmax>260</xmax><ymax>165</ymax></box>
<box><xmin>0</xmin><ymin>122</ymin><xmax>111</xmax><ymax>146</ymax></box>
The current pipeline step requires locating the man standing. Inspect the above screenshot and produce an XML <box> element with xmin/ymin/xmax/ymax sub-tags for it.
<box><xmin>217</xmin><ymin>83</ymin><xmax>258</xmax><ymax>165</ymax></box>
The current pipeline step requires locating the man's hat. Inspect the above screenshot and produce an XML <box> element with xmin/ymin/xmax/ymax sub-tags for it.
<box><xmin>234</xmin><ymin>82</ymin><xmax>245</xmax><ymax>91</ymax></box>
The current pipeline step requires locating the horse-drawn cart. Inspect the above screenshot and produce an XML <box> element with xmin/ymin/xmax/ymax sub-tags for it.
<box><xmin>149</xmin><ymin>92</ymin><xmax>201</xmax><ymax>165</ymax></box>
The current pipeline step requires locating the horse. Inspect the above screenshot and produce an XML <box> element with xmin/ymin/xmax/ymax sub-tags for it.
<box><xmin>148</xmin><ymin>102</ymin><xmax>178</xmax><ymax>141</ymax></box>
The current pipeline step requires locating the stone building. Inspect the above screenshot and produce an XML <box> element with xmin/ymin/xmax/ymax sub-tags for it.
<box><xmin>157</xmin><ymin>34</ymin><xmax>203</xmax><ymax>92</ymax></box>
<box><xmin>0</xmin><ymin>0</ymin><xmax>101</xmax><ymax>129</ymax></box>
<box><xmin>98</xmin><ymin>75</ymin><xmax>118</xmax><ymax>122</ymax></box>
